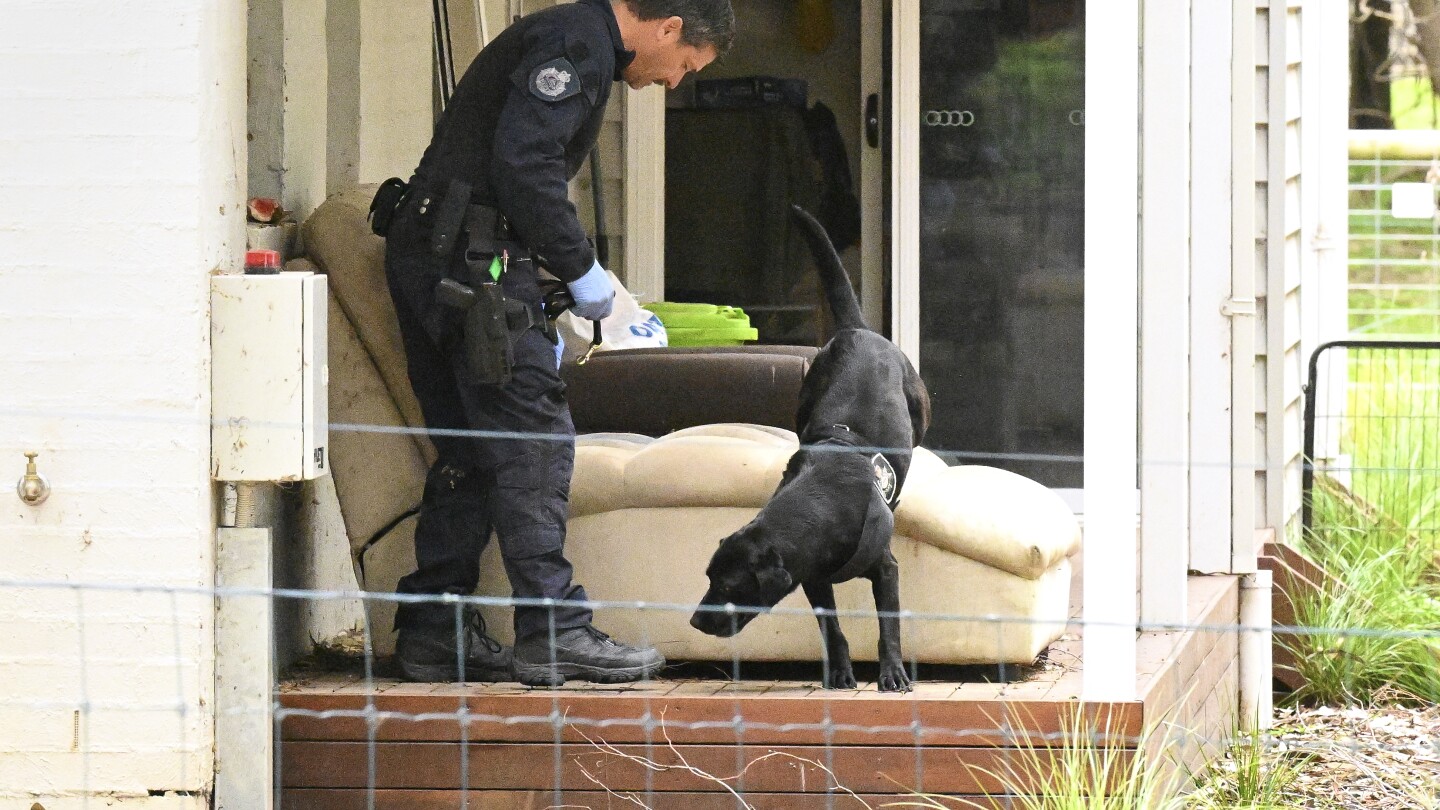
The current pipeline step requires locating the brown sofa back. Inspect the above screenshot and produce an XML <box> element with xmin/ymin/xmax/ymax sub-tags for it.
<box><xmin>562</xmin><ymin>345</ymin><xmax>817</xmax><ymax>436</ymax></box>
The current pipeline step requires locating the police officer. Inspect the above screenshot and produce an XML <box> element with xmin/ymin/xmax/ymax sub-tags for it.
<box><xmin>380</xmin><ymin>0</ymin><xmax>735</xmax><ymax>685</ymax></box>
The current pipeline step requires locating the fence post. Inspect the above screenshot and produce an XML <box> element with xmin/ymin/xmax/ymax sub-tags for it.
<box><xmin>215</xmin><ymin>527</ymin><xmax>275</xmax><ymax>810</ymax></box>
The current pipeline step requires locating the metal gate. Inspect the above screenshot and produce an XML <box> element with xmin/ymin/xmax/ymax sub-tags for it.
<box><xmin>1302</xmin><ymin>340</ymin><xmax>1440</xmax><ymax>552</ymax></box>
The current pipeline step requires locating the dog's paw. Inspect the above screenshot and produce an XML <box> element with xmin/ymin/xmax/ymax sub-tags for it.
<box><xmin>877</xmin><ymin>662</ymin><xmax>912</xmax><ymax>693</ymax></box>
<box><xmin>824</xmin><ymin>665</ymin><xmax>858</xmax><ymax>690</ymax></box>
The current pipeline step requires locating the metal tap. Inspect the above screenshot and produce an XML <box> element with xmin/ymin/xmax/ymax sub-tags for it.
<box><xmin>17</xmin><ymin>451</ymin><xmax>51</xmax><ymax>506</ymax></box>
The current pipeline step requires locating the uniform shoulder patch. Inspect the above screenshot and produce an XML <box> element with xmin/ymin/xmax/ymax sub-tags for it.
<box><xmin>870</xmin><ymin>452</ymin><xmax>898</xmax><ymax>507</ymax></box>
<box><xmin>528</xmin><ymin>57</ymin><xmax>582</xmax><ymax>103</ymax></box>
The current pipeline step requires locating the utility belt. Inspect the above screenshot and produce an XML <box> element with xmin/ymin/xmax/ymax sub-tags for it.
<box><xmin>371</xmin><ymin>176</ymin><xmax>555</xmax><ymax>386</ymax></box>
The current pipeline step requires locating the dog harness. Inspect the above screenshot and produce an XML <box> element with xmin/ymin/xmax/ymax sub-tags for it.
<box><xmin>809</xmin><ymin>424</ymin><xmax>902</xmax><ymax>511</ymax></box>
<box><xmin>808</xmin><ymin>425</ymin><xmax>903</xmax><ymax>584</ymax></box>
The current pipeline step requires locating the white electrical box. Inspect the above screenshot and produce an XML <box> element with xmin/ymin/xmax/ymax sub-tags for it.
<box><xmin>211</xmin><ymin>272</ymin><xmax>329</xmax><ymax>482</ymax></box>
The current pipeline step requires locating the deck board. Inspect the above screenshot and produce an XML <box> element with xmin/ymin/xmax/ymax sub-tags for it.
<box><xmin>278</xmin><ymin>569</ymin><xmax>1240</xmax><ymax>805</ymax></box>
<box><xmin>280</xmin><ymin>740</ymin><xmax>1103</xmax><ymax>794</ymax></box>
<box><xmin>279</xmin><ymin>789</ymin><xmax>1030</xmax><ymax>809</ymax></box>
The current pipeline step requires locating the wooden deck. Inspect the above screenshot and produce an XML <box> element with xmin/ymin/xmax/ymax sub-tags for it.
<box><xmin>278</xmin><ymin>570</ymin><xmax>1240</xmax><ymax>808</ymax></box>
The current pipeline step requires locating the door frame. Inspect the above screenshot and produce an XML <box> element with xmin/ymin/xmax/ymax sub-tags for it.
<box><xmin>882</xmin><ymin>0</ymin><xmax>1142</xmax><ymax>701</ymax></box>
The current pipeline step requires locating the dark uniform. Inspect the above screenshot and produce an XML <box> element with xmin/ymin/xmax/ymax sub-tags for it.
<box><xmin>384</xmin><ymin>0</ymin><xmax>634</xmax><ymax>642</ymax></box>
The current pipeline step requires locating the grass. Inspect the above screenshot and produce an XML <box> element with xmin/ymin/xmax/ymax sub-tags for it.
<box><xmin>879</xmin><ymin>710</ymin><xmax>1320</xmax><ymax>810</ymax></box>
<box><xmin>883</xmin><ymin>713</ymin><xmax>1186</xmax><ymax>810</ymax></box>
<box><xmin>1289</xmin><ymin>348</ymin><xmax>1440</xmax><ymax>706</ymax></box>
<box><xmin>1185</xmin><ymin>726</ymin><xmax>1317</xmax><ymax>810</ymax></box>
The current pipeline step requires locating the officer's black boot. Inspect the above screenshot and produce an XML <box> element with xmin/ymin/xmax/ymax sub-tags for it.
<box><xmin>512</xmin><ymin>625</ymin><xmax>665</xmax><ymax>686</ymax></box>
<box><xmin>397</xmin><ymin>608</ymin><xmax>513</xmax><ymax>683</ymax></box>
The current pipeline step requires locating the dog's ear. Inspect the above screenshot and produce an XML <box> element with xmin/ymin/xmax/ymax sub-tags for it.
<box><xmin>755</xmin><ymin>547</ymin><xmax>793</xmax><ymax>596</ymax></box>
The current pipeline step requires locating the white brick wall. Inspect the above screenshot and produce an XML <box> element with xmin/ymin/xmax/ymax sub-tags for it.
<box><xmin>0</xmin><ymin>0</ymin><xmax>245</xmax><ymax>804</ymax></box>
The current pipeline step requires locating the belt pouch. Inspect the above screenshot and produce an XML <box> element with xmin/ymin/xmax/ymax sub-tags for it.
<box><xmin>464</xmin><ymin>204</ymin><xmax>501</xmax><ymax>258</ymax></box>
<box><xmin>430</xmin><ymin>178</ymin><xmax>473</xmax><ymax>256</ymax></box>
<box><xmin>464</xmin><ymin>282</ymin><xmax>514</xmax><ymax>385</ymax></box>
<box><xmin>367</xmin><ymin>177</ymin><xmax>408</xmax><ymax>236</ymax></box>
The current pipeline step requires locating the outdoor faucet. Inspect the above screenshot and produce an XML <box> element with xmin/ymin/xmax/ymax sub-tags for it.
<box><xmin>17</xmin><ymin>451</ymin><xmax>51</xmax><ymax>506</ymax></box>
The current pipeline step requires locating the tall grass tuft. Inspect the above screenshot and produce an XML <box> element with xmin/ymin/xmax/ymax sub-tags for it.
<box><xmin>1289</xmin><ymin>347</ymin><xmax>1440</xmax><ymax>705</ymax></box>
<box><xmin>1185</xmin><ymin>726</ymin><xmax>1316</xmax><ymax>810</ymax></box>
<box><xmin>1287</xmin><ymin>509</ymin><xmax>1440</xmax><ymax>705</ymax></box>
<box><xmin>883</xmin><ymin>712</ymin><xmax>1185</xmax><ymax>810</ymax></box>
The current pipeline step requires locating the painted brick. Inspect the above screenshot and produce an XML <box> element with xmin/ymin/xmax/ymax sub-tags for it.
<box><xmin>1</xmin><ymin>5</ymin><xmax>200</xmax><ymax>53</ymax></box>
<box><xmin>0</xmin><ymin>749</ymin><xmax>211</xmax><ymax>795</ymax></box>
<box><xmin>0</xmin><ymin>618</ymin><xmax>208</xmax><ymax>659</ymax></box>
<box><xmin>0</xmin><ymin>587</ymin><xmax>212</xmax><ymax>628</ymax></box>
<box><xmin>0</xmin><ymin>182</ymin><xmax>202</xmax><ymax>227</ymax></box>
<box><xmin>0</xmin><ymin>426</ymin><xmax>207</xmax><ymax>456</ymax></box>
<box><xmin>2</xmin><ymin>0</ymin><xmax>272</xmax><ymax>802</ymax></box>
<box><xmin>0</xmin><ymin>265</ymin><xmax>211</xmax><ymax>310</ymax></box>
<box><xmin>0</xmin><ymin>797</ymin><xmax>205</xmax><ymax>810</ymax></box>
<box><xmin>0</xmin><ymin>535</ymin><xmax>215</xmax><ymax>582</ymax></box>
<box><xmin>3</xmin><ymin>489</ymin><xmax>211</xmax><ymax>532</ymax></box>
<box><xmin>141</xmin><ymin>48</ymin><xmax>204</xmax><ymax>98</ymax></box>
<box><xmin>4</xmin><ymin>375</ymin><xmax>206</xmax><ymax>415</ymax></box>
<box><xmin>0</xmin><ymin>138</ymin><xmax>147</xmax><ymax>184</ymax></box>
<box><xmin>0</xmin><ymin>51</ymin><xmax>148</xmax><ymax>99</ymax></box>
<box><xmin>0</xmin><ymin>659</ymin><xmax>202</xmax><ymax>706</ymax></box>
<box><xmin>0</xmin><ymin>706</ymin><xmax>207</xmax><ymax>755</ymax></box>
<box><xmin>0</xmin><ymin>557</ymin><xmax>211</xmax><ymax>590</ymax></box>
<box><xmin>0</xmin><ymin>97</ymin><xmax>203</xmax><ymax>138</ymax></box>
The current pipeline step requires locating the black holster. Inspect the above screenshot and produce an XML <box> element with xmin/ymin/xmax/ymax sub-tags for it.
<box><xmin>462</xmin><ymin>280</ymin><xmax>515</xmax><ymax>385</ymax></box>
<box><xmin>425</xmin><ymin>179</ymin><xmax>556</xmax><ymax>385</ymax></box>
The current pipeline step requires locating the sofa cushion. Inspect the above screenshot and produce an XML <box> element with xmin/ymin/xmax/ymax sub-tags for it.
<box><xmin>301</xmin><ymin>185</ymin><xmax>436</xmax><ymax>464</ymax></box>
<box><xmin>571</xmin><ymin>424</ymin><xmax>1080</xmax><ymax>580</ymax></box>
<box><xmin>896</xmin><ymin>466</ymin><xmax>1081</xmax><ymax>580</ymax></box>
<box><xmin>476</xmin><ymin>505</ymin><xmax>1074</xmax><ymax>665</ymax></box>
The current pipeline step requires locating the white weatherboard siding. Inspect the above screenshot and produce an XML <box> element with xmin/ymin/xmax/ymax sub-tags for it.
<box><xmin>0</xmin><ymin>0</ymin><xmax>246</xmax><ymax>804</ymax></box>
<box><xmin>1141</xmin><ymin>0</ymin><xmax>1192</xmax><ymax>625</ymax></box>
<box><xmin>1255</xmin><ymin>0</ymin><xmax>1308</xmax><ymax>547</ymax></box>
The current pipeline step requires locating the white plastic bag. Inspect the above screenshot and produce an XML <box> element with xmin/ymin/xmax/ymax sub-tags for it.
<box><xmin>556</xmin><ymin>271</ymin><xmax>667</xmax><ymax>362</ymax></box>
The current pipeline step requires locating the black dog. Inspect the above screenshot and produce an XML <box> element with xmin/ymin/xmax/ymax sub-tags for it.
<box><xmin>689</xmin><ymin>206</ymin><xmax>930</xmax><ymax>692</ymax></box>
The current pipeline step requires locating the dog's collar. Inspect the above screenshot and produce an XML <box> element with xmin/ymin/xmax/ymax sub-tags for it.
<box><xmin>808</xmin><ymin>423</ymin><xmax>863</xmax><ymax>447</ymax></box>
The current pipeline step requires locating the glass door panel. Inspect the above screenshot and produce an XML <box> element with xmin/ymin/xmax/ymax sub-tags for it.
<box><xmin>917</xmin><ymin>0</ymin><xmax>1085</xmax><ymax>489</ymax></box>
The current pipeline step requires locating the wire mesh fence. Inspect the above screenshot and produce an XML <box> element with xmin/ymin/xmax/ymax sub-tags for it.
<box><xmin>12</xmin><ymin>573</ymin><xmax>1440</xmax><ymax>809</ymax></box>
<box><xmin>10</xmin><ymin>379</ymin><xmax>1440</xmax><ymax>808</ymax></box>
<box><xmin>1350</xmin><ymin>144</ymin><xmax>1440</xmax><ymax>339</ymax></box>
<box><xmin>1302</xmin><ymin>340</ymin><xmax>1440</xmax><ymax>559</ymax></box>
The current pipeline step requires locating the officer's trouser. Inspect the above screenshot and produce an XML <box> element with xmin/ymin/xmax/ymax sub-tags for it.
<box><xmin>383</xmin><ymin>191</ymin><xmax>591</xmax><ymax>643</ymax></box>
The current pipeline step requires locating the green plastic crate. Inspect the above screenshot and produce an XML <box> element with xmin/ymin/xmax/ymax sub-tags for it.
<box><xmin>643</xmin><ymin>302</ymin><xmax>759</xmax><ymax>347</ymax></box>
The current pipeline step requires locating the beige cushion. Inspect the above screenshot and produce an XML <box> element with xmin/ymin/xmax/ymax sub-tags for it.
<box><xmin>896</xmin><ymin>466</ymin><xmax>1081</xmax><ymax>580</ymax></box>
<box><xmin>570</xmin><ymin>424</ymin><xmax>1080</xmax><ymax>578</ymax></box>
<box><xmin>476</xmin><ymin>506</ymin><xmax>1072</xmax><ymax>665</ymax></box>
<box><xmin>303</xmin><ymin>186</ymin><xmax>435</xmax><ymax>465</ymax></box>
<box><xmin>326</xmin><ymin>285</ymin><xmax>428</xmax><ymax>559</ymax></box>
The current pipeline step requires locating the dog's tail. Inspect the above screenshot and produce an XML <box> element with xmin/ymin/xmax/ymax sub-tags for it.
<box><xmin>790</xmin><ymin>204</ymin><xmax>868</xmax><ymax>331</ymax></box>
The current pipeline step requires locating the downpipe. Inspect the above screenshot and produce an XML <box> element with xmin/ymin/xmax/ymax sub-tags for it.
<box><xmin>1238</xmin><ymin>570</ymin><xmax>1273</xmax><ymax>731</ymax></box>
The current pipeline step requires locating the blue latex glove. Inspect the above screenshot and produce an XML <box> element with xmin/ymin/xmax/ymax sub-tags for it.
<box><xmin>554</xmin><ymin>332</ymin><xmax>565</xmax><ymax>369</ymax></box>
<box><xmin>567</xmin><ymin>260</ymin><xmax>615</xmax><ymax>321</ymax></box>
